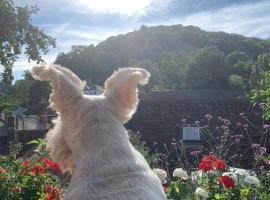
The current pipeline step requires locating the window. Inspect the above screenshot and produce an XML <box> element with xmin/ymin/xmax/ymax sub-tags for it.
<box><xmin>182</xmin><ymin>126</ymin><xmax>201</xmax><ymax>141</ymax></box>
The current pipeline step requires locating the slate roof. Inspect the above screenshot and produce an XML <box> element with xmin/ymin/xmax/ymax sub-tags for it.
<box><xmin>126</xmin><ymin>90</ymin><xmax>267</xmax><ymax>168</ymax></box>
<box><xmin>126</xmin><ymin>90</ymin><xmax>253</xmax><ymax>143</ymax></box>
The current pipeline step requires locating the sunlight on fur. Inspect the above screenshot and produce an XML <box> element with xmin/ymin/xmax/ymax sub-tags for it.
<box><xmin>31</xmin><ymin>65</ymin><xmax>166</xmax><ymax>199</ymax></box>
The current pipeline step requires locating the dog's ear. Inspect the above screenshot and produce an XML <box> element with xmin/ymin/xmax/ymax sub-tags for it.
<box><xmin>104</xmin><ymin>67</ymin><xmax>150</xmax><ymax>122</ymax></box>
<box><xmin>31</xmin><ymin>65</ymin><xmax>86</xmax><ymax>111</ymax></box>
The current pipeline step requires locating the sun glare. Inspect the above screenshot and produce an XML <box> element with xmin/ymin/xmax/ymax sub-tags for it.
<box><xmin>73</xmin><ymin>0</ymin><xmax>156</xmax><ymax>15</ymax></box>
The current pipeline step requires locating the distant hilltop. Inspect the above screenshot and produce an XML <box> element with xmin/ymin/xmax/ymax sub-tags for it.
<box><xmin>55</xmin><ymin>24</ymin><xmax>270</xmax><ymax>90</ymax></box>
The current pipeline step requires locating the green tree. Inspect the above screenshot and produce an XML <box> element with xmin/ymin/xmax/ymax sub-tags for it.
<box><xmin>1</xmin><ymin>70</ymin><xmax>51</xmax><ymax>107</ymax></box>
<box><xmin>54</xmin><ymin>24</ymin><xmax>270</xmax><ymax>90</ymax></box>
<box><xmin>184</xmin><ymin>46</ymin><xmax>229</xmax><ymax>89</ymax></box>
<box><xmin>228</xmin><ymin>75</ymin><xmax>245</xmax><ymax>89</ymax></box>
<box><xmin>0</xmin><ymin>0</ymin><xmax>56</xmax><ymax>85</ymax></box>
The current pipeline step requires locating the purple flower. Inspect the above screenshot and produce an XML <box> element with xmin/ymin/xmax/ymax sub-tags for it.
<box><xmin>259</xmin><ymin>147</ymin><xmax>267</xmax><ymax>155</ymax></box>
<box><xmin>235</xmin><ymin>134</ymin><xmax>244</xmax><ymax>139</ymax></box>
<box><xmin>205</xmin><ymin>114</ymin><xmax>213</xmax><ymax>120</ymax></box>
<box><xmin>263</xmin><ymin>124</ymin><xmax>270</xmax><ymax>129</ymax></box>
<box><xmin>266</xmin><ymin>160</ymin><xmax>270</xmax><ymax>165</ymax></box>
<box><xmin>243</xmin><ymin>124</ymin><xmax>249</xmax><ymax>129</ymax></box>
<box><xmin>235</xmin><ymin>139</ymin><xmax>240</xmax><ymax>143</ymax></box>
<box><xmin>224</xmin><ymin>131</ymin><xmax>230</xmax><ymax>137</ymax></box>
<box><xmin>237</xmin><ymin>123</ymin><xmax>242</xmax><ymax>127</ymax></box>
<box><xmin>190</xmin><ymin>150</ymin><xmax>201</xmax><ymax>157</ymax></box>
<box><xmin>222</xmin><ymin>119</ymin><xmax>231</xmax><ymax>126</ymax></box>
<box><xmin>260</xmin><ymin>166</ymin><xmax>265</xmax><ymax>171</ymax></box>
<box><xmin>252</xmin><ymin>143</ymin><xmax>260</xmax><ymax>149</ymax></box>
<box><xmin>221</xmin><ymin>125</ymin><xmax>229</xmax><ymax>131</ymax></box>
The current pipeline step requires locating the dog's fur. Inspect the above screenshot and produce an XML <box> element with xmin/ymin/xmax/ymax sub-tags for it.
<box><xmin>31</xmin><ymin>65</ymin><xmax>166</xmax><ymax>200</ymax></box>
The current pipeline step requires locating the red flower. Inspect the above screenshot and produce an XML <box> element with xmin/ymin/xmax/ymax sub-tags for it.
<box><xmin>0</xmin><ymin>167</ymin><xmax>6</xmax><ymax>174</ymax></box>
<box><xmin>218</xmin><ymin>176</ymin><xmax>234</xmax><ymax>189</ymax></box>
<box><xmin>214</xmin><ymin>160</ymin><xmax>226</xmax><ymax>171</ymax></box>
<box><xmin>198</xmin><ymin>160</ymin><xmax>212</xmax><ymax>172</ymax></box>
<box><xmin>53</xmin><ymin>187</ymin><xmax>62</xmax><ymax>199</ymax></box>
<box><xmin>45</xmin><ymin>193</ymin><xmax>53</xmax><ymax>200</ymax></box>
<box><xmin>45</xmin><ymin>184</ymin><xmax>53</xmax><ymax>193</ymax></box>
<box><xmin>198</xmin><ymin>155</ymin><xmax>226</xmax><ymax>172</ymax></box>
<box><xmin>21</xmin><ymin>160</ymin><xmax>31</xmax><ymax>168</ymax></box>
<box><xmin>28</xmin><ymin>165</ymin><xmax>45</xmax><ymax>175</ymax></box>
<box><xmin>12</xmin><ymin>186</ymin><xmax>22</xmax><ymax>193</ymax></box>
<box><xmin>44</xmin><ymin>184</ymin><xmax>62</xmax><ymax>200</ymax></box>
<box><xmin>41</xmin><ymin>158</ymin><xmax>62</xmax><ymax>174</ymax></box>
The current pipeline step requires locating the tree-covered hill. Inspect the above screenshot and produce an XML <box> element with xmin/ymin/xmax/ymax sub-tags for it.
<box><xmin>55</xmin><ymin>24</ymin><xmax>270</xmax><ymax>90</ymax></box>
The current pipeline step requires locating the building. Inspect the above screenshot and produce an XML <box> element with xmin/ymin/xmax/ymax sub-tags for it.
<box><xmin>126</xmin><ymin>90</ymin><xmax>266</xmax><ymax>168</ymax></box>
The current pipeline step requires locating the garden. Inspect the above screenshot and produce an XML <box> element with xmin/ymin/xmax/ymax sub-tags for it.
<box><xmin>1</xmin><ymin>105</ymin><xmax>270</xmax><ymax>199</ymax></box>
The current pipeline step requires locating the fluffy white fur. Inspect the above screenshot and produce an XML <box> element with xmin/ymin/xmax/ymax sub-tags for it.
<box><xmin>31</xmin><ymin>65</ymin><xmax>166</xmax><ymax>200</ymax></box>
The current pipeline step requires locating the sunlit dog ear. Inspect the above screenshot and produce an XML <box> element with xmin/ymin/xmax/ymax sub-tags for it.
<box><xmin>104</xmin><ymin>67</ymin><xmax>150</xmax><ymax>122</ymax></box>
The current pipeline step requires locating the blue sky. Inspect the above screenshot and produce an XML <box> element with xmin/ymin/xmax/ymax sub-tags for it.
<box><xmin>10</xmin><ymin>0</ymin><xmax>270</xmax><ymax>80</ymax></box>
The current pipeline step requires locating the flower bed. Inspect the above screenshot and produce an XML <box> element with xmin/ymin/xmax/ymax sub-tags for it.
<box><xmin>0</xmin><ymin>143</ymin><xmax>63</xmax><ymax>200</ymax></box>
<box><xmin>153</xmin><ymin>155</ymin><xmax>270</xmax><ymax>200</ymax></box>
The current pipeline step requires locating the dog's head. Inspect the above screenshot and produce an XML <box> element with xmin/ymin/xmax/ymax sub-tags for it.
<box><xmin>31</xmin><ymin>65</ymin><xmax>150</xmax><ymax>172</ymax></box>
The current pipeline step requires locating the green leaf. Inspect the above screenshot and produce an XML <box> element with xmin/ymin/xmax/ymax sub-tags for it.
<box><xmin>27</xmin><ymin>140</ymin><xmax>40</xmax><ymax>145</ymax></box>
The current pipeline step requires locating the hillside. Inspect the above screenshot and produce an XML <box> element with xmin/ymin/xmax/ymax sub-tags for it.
<box><xmin>55</xmin><ymin>24</ymin><xmax>270</xmax><ymax>90</ymax></box>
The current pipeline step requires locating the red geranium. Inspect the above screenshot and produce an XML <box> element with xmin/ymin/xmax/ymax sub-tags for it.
<box><xmin>28</xmin><ymin>165</ymin><xmax>45</xmax><ymax>175</ymax></box>
<box><xmin>198</xmin><ymin>155</ymin><xmax>226</xmax><ymax>172</ymax></box>
<box><xmin>214</xmin><ymin>159</ymin><xmax>226</xmax><ymax>171</ymax></box>
<box><xmin>21</xmin><ymin>160</ymin><xmax>31</xmax><ymax>168</ymax></box>
<box><xmin>218</xmin><ymin>176</ymin><xmax>234</xmax><ymax>189</ymax></box>
<box><xmin>45</xmin><ymin>193</ymin><xmax>53</xmax><ymax>200</ymax></box>
<box><xmin>41</xmin><ymin>158</ymin><xmax>62</xmax><ymax>174</ymax></box>
<box><xmin>44</xmin><ymin>184</ymin><xmax>62</xmax><ymax>200</ymax></box>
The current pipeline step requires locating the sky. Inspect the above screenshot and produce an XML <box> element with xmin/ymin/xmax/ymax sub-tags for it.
<box><xmin>10</xmin><ymin>0</ymin><xmax>270</xmax><ymax>80</ymax></box>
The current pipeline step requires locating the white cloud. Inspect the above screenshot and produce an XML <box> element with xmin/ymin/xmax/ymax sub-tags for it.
<box><xmin>71</xmin><ymin>0</ymin><xmax>171</xmax><ymax>16</ymax></box>
<box><xmin>39</xmin><ymin>23</ymin><xmax>132</xmax><ymax>51</ymax></box>
<box><xmin>176</xmin><ymin>1</ymin><xmax>270</xmax><ymax>38</ymax></box>
<box><xmin>13</xmin><ymin>54</ymin><xmax>56</xmax><ymax>72</ymax></box>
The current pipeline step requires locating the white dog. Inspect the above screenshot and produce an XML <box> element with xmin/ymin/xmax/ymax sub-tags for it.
<box><xmin>31</xmin><ymin>65</ymin><xmax>166</xmax><ymax>200</ymax></box>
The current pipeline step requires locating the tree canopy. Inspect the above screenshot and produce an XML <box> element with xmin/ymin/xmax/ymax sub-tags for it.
<box><xmin>0</xmin><ymin>0</ymin><xmax>56</xmax><ymax>85</ymax></box>
<box><xmin>55</xmin><ymin>24</ymin><xmax>270</xmax><ymax>90</ymax></box>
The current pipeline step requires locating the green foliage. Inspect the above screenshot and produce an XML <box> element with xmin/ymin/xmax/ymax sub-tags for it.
<box><xmin>229</xmin><ymin>75</ymin><xmax>246</xmax><ymax>89</ymax></box>
<box><xmin>184</xmin><ymin>46</ymin><xmax>229</xmax><ymax>89</ymax></box>
<box><xmin>0</xmin><ymin>0</ymin><xmax>55</xmax><ymax>85</ymax></box>
<box><xmin>251</xmin><ymin>52</ymin><xmax>270</xmax><ymax>119</ymax></box>
<box><xmin>0</xmin><ymin>102</ymin><xmax>19</xmax><ymax>113</ymax></box>
<box><xmin>0</xmin><ymin>70</ymin><xmax>51</xmax><ymax>107</ymax></box>
<box><xmin>55</xmin><ymin>25</ymin><xmax>269</xmax><ymax>90</ymax></box>
<box><xmin>128</xmin><ymin>131</ymin><xmax>159</xmax><ymax>167</ymax></box>
<box><xmin>166</xmin><ymin>179</ymin><xmax>197</xmax><ymax>200</ymax></box>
